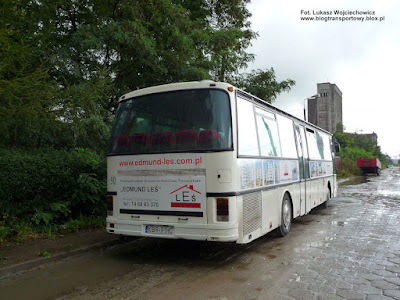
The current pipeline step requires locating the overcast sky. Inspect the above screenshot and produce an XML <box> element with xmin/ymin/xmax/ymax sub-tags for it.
<box><xmin>246</xmin><ymin>0</ymin><xmax>400</xmax><ymax>158</ymax></box>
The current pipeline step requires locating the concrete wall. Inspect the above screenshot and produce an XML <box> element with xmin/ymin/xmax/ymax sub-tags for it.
<box><xmin>307</xmin><ymin>83</ymin><xmax>343</xmax><ymax>132</ymax></box>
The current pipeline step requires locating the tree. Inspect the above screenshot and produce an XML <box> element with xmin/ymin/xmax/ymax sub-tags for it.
<box><xmin>31</xmin><ymin>0</ymin><xmax>211</xmax><ymax>96</ymax></box>
<box><xmin>1</xmin><ymin>0</ymin><xmax>296</xmax><ymax>151</ymax></box>
<box><xmin>0</xmin><ymin>1</ymin><xmax>59</xmax><ymax>147</ymax></box>
<box><xmin>333</xmin><ymin>132</ymin><xmax>354</xmax><ymax>149</ymax></box>
<box><xmin>179</xmin><ymin>0</ymin><xmax>295</xmax><ymax>103</ymax></box>
<box><xmin>335</xmin><ymin>122</ymin><xmax>344</xmax><ymax>133</ymax></box>
<box><xmin>202</xmin><ymin>0</ymin><xmax>257</xmax><ymax>82</ymax></box>
<box><xmin>231</xmin><ymin>68</ymin><xmax>295</xmax><ymax>103</ymax></box>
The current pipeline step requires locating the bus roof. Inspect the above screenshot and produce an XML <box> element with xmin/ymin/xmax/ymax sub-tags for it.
<box><xmin>119</xmin><ymin>81</ymin><xmax>234</xmax><ymax>101</ymax></box>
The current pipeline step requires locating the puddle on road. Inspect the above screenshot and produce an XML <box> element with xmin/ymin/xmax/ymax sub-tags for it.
<box><xmin>376</xmin><ymin>190</ymin><xmax>400</xmax><ymax>198</ymax></box>
<box><xmin>332</xmin><ymin>221</ymin><xmax>348</xmax><ymax>226</ymax></box>
<box><xmin>293</xmin><ymin>241</ymin><xmax>325</xmax><ymax>253</ymax></box>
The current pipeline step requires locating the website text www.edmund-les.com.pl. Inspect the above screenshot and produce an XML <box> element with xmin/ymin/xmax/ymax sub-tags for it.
<box><xmin>300</xmin><ymin>10</ymin><xmax>385</xmax><ymax>22</ymax></box>
<box><xmin>119</xmin><ymin>157</ymin><xmax>204</xmax><ymax>167</ymax></box>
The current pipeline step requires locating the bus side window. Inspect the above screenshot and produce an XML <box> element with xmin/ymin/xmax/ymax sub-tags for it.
<box><xmin>315</xmin><ymin>131</ymin><xmax>325</xmax><ymax>159</ymax></box>
<box><xmin>276</xmin><ymin>115</ymin><xmax>297</xmax><ymax>159</ymax></box>
<box><xmin>300</xmin><ymin>127</ymin><xmax>310</xmax><ymax>179</ymax></box>
<box><xmin>256</xmin><ymin>114</ymin><xmax>281</xmax><ymax>157</ymax></box>
<box><xmin>321</xmin><ymin>132</ymin><xmax>332</xmax><ymax>160</ymax></box>
<box><xmin>306</xmin><ymin>128</ymin><xmax>321</xmax><ymax>160</ymax></box>
<box><xmin>237</xmin><ymin>97</ymin><xmax>259</xmax><ymax>156</ymax></box>
<box><xmin>294</xmin><ymin>124</ymin><xmax>304</xmax><ymax>180</ymax></box>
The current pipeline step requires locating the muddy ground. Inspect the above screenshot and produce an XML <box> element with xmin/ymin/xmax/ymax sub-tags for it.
<box><xmin>0</xmin><ymin>228</ymin><xmax>120</xmax><ymax>271</ymax></box>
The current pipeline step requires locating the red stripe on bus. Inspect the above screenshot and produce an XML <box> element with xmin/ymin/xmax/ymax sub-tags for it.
<box><xmin>171</xmin><ymin>203</ymin><xmax>201</xmax><ymax>208</ymax></box>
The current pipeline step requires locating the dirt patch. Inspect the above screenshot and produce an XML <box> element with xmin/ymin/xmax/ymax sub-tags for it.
<box><xmin>0</xmin><ymin>228</ymin><xmax>119</xmax><ymax>271</ymax></box>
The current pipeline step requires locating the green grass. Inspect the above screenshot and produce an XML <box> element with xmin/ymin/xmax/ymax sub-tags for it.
<box><xmin>0</xmin><ymin>216</ymin><xmax>105</xmax><ymax>245</ymax></box>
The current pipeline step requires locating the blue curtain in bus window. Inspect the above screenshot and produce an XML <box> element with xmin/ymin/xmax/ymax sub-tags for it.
<box><xmin>237</xmin><ymin>97</ymin><xmax>259</xmax><ymax>156</ymax></box>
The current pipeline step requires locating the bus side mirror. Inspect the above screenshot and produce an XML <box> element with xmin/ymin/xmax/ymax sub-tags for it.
<box><xmin>334</xmin><ymin>141</ymin><xmax>340</xmax><ymax>153</ymax></box>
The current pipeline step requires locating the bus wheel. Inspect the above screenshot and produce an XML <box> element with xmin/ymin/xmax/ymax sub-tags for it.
<box><xmin>277</xmin><ymin>193</ymin><xmax>292</xmax><ymax>237</ymax></box>
<box><xmin>322</xmin><ymin>187</ymin><xmax>330</xmax><ymax>209</ymax></box>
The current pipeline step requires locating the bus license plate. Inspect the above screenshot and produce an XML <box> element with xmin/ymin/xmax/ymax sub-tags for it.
<box><xmin>145</xmin><ymin>225</ymin><xmax>174</xmax><ymax>236</ymax></box>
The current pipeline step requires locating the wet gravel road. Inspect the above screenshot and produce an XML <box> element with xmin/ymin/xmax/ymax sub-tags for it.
<box><xmin>1</xmin><ymin>168</ymin><xmax>400</xmax><ymax>300</ymax></box>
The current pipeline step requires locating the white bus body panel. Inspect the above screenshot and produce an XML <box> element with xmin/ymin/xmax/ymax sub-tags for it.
<box><xmin>106</xmin><ymin>81</ymin><xmax>337</xmax><ymax>244</ymax></box>
<box><xmin>106</xmin><ymin>152</ymin><xmax>241</xmax><ymax>242</ymax></box>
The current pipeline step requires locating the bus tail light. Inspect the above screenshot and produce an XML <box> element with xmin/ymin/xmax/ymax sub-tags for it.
<box><xmin>216</xmin><ymin>198</ymin><xmax>229</xmax><ymax>222</ymax></box>
<box><xmin>107</xmin><ymin>195</ymin><xmax>113</xmax><ymax>215</ymax></box>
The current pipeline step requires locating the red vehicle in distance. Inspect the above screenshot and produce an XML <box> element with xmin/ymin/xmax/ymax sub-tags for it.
<box><xmin>357</xmin><ymin>158</ymin><xmax>381</xmax><ymax>176</ymax></box>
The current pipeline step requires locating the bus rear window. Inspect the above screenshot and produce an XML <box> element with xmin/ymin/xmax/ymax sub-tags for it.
<box><xmin>109</xmin><ymin>89</ymin><xmax>232</xmax><ymax>155</ymax></box>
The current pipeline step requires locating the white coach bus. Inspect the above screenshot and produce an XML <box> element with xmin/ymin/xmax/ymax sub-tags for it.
<box><xmin>106</xmin><ymin>81</ymin><xmax>337</xmax><ymax>244</ymax></box>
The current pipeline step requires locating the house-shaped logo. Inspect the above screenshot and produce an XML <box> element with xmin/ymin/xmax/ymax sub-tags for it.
<box><xmin>170</xmin><ymin>185</ymin><xmax>201</xmax><ymax>195</ymax></box>
<box><xmin>170</xmin><ymin>185</ymin><xmax>201</xmax><ymax>208</ymax></box>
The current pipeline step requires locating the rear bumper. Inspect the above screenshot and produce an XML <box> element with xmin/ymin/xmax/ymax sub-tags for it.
<box><xmin>106</xmin><ymin>218</ymin><xmax>239</xmax><ymax>242</ymax></box>
<box><xmin>359</xmin><ymin>167</ymin><xmax>380</xmax><ymax>174</ymax></box>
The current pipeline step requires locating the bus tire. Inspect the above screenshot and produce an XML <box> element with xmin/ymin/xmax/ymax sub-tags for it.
<box><xmin>322</xmin><ymin>187</ymin><xmax>330</xmax><ymax>209</ymax></box>
<box><xmin>277</xmin><ymin>193</ymin><xmax>292</xmax><ymax>237</ymax></box>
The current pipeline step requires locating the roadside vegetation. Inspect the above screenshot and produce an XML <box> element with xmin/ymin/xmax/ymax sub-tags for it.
<box><xmin>0</xmin><ymin>1</ymin><xmax>295</xmax><ymax>244</ymax></box>
<box><xmin>333</xmin><ymin>124</ymin><xmax>393</xmax><ymax>178</ymax></box>
<box><xmin>0</xmin><ymin>148</ymin><xmax>106</xmax><ymax>243</ymax></box>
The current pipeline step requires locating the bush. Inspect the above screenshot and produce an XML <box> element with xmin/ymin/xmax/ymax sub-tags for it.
<box><xmin>336</xmin><ymin>147</ymin><xmax>374</xmax><ymax>178</ymax></box>
<box><xmin>0</xmin><ymin>148</ymin><xmax>106</xmax><ymax>239</ymax></box>
<box><xmin>340</xmin><ymin>147</ymin><xmax>373</xmax><ymax>161</ymax></box>
<box><xmin>336</xmin><ymin>156</ymin><xmax>361</xmax><ymax>178</ymax></box>
<box><xmin>333</xmin><ymin>130</ymin><xmax>391</xmax><ymax>178</ymax></box>
<box><xmin>64</xmin><ymin>216</ymin><xmax>105</xmax><ymax>232</ymax></box>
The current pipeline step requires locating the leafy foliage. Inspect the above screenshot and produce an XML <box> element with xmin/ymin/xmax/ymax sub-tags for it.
<box><xmin>333</xmin><ymin>130</ymin><xmax>389</xmax><ymax>177</ymax></box>
<box><xmin>0</xmin><ymin>1</ymin><xmax>58</xmax><ymax>147</ymax></box>
<box><xmin>0</xmin><ymin>148</ymin><xmax>106</xmax><ymax>241</ymax></box>
<box><xmin>231</xmin><ymin>68</ymin><xmax>296</xmax><ymax>102</ymax></box>
<box><xmin>1</xmin><ymin>0</ymin><xmax>295</xmax><ymax>152</ymax></box>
